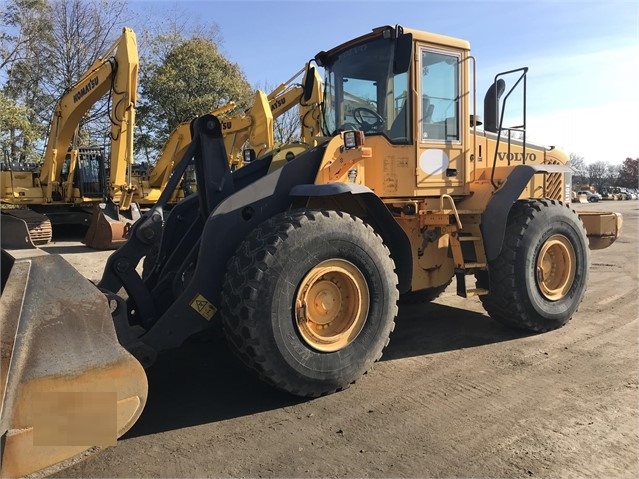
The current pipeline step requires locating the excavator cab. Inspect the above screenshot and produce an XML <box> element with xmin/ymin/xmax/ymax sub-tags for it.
<box><xmin>60</xmin><ymin>148</ymin><xmax>108</xmax><ymax>199</ymax></box>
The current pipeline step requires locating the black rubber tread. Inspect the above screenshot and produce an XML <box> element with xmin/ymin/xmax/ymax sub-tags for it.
<box><xmin>399</xmin><ymin>279</ymin><xmax>452</xmax><ymax>305</ymax></box>
<box><xmin>221</xmin><ymin>209</ymin><xmax>399</xmax><ymax>397</ymax></box>
<box><xmin>478</xmin><ymin>199</ymin><xmax>590</xmax><ymax>332</ymax></box>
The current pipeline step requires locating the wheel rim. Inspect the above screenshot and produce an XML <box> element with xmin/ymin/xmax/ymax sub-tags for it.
<box><xmin>536</xmin><ymin>234</ymin><xmax>576</xmax><ymax>301</ymax></box>
<box><xmin>295</xmin><ymin>259</ymin><xmax>370</xmax><ymax>352</ymax></box>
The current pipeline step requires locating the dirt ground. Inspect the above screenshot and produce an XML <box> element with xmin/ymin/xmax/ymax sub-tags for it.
<box><xmin>38</xmin><ymin>200</ymin><xmax>638</xmax><ymax>478</ymax></box>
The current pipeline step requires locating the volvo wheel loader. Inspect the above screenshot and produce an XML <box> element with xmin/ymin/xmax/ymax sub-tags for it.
<box><xmin>0</xmin><ymin>25</ymin><xmax>623</xmax><ymax>478</ymax></box>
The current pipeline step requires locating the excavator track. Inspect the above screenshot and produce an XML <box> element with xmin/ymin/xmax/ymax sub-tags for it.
<box><xmin>0</xmin><ymin>206</ymin><xmax>53</xmax><ymax>245</ymax></box>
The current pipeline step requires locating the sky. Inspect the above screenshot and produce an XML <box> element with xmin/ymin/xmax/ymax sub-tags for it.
<box><xmin>129</xmin><ymin>0</ymin><xmax>639</xmax><ymax>164</ymax></box>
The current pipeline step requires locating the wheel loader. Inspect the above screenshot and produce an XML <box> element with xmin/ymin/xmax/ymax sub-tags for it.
<box><xmin>0</xmin><ymin>25</ymin><xmax>623</xmax><ymax>478</ymax></box>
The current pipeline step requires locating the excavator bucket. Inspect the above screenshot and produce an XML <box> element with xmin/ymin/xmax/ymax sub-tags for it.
<box><xmin>83</xmin><ymin>202</ymin><xmax>130</xmax><ymax>250</ymax></box>
<box><xmin>0</xmin><ymin>249</ymin><xmax>148</xmax><ymax>478</ymax></box>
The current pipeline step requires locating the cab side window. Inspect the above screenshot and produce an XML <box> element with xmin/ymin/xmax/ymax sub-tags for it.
<box><xmin>420</xmin><ymin>49</ymin><xmax>460</xmax><ymax>142</ymax></box>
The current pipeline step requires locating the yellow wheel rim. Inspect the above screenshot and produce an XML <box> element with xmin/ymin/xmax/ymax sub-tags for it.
<box><xmin>295</xmin><ymin>259</ymin><xmax>370</xmax><ymax>352</ymax></box>
<box><xmin>536</xmin><ymin>234</ymin><xmax>576</xmax><ymax>301</ymax></box>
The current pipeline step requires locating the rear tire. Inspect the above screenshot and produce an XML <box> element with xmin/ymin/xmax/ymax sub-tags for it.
<box><xmin>478</xmin><ymin>199</ymin><xmax>589</xmax><ymax>332</ymax></box>
<box><xmin>221</xmin><ymin>209</ymin><xmax>399</xmax><ymax>397</ymax></box>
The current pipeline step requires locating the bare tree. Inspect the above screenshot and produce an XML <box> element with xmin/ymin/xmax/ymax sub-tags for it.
<box><xmin>604</xmin><ymin>163</ymin><xmax>621</xmax><ymax>189</ymax></box>
<box><xmin>1</xmin><ymin>0</ymin><xmax>130</xmax><ymax>162</ymax></box>
<box><xmin>587</xmin><ymin>160</ymin><xmax>607</xmax><ymax>192</ymax></box>
<box><xmin>568</xmin><ymin>152</ymin><xmax>587</xmax><ymax>188</ymax></box>
<box><xmin>617</xmin><ymin>158</ymin><xmax>638</xmax><ymax>189</ymax></box>
<box><xmin>569</xmin><ymin>152</ymin><xmax>586</xmax><ymax>175</ymax></box>
<box><xmin>43</xmin><ymin>0</ymin><xmax>129</xmax><ymax>145</ymax></box>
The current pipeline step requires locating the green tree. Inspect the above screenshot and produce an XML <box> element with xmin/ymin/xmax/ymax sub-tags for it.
<box><xmin>0</xmin><ymin>91</ymin><xmax>41</xmax><ymax>162</ymax></box>
<box><xmin>1</xmin><ymin>0</ymin><xmax>51</xmax><ymax>161</ymax></box>
<box><xmin>136</xmin><ymin>34</ymin><xmax>252</xmax><ymax>161</ymax></box>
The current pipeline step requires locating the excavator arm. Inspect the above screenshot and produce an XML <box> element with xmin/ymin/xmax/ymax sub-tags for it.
<box><xmin>147</xmin><ymin>64</ymin><xmax>323</xmax><ymax>184</ymax></box>
<box><xmin>39</xmin><ymin>27</ymin><xmax>138</xmax><ymax>205</ymax></box>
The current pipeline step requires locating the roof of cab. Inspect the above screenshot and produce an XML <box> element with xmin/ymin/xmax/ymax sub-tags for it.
<box><xmin>315</xmin><ymin>25</ymin><xmax>471</xmax><ymax>64</ymax></box>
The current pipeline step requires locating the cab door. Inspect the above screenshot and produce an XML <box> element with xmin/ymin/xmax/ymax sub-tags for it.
<box><xmin>415</xmin><ymin>46</ymin><xmax>465</xmax><ymax>192</ymax></box>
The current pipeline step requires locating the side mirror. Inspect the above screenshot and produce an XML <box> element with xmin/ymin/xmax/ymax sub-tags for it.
<box><xmin>303</xmin><ymin>66</ymin><xmax>316</xmax><ymax>102</ymax></box>
<box><xmin>483</xmin><ymin>79</ymin><xmax>506</xmax><ymax>133</ymax></box>
<box><xmin>393</xmin><ymin>33</ymin><xmax>413</xmax><ymax>74</ymax></box>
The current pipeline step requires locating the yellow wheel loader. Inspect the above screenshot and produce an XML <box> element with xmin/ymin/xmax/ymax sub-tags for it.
<box><xmin>0</xmin><ymin>25</ymin><xmax>623</xmax><ymax>477</ymax></box>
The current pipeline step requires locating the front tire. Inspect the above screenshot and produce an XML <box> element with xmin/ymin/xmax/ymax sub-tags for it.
<box><xmin>478</xmin><ymin>199</ymin><xmax>589</xmax><ymax>332</ymax></box>
<box><xmin>221</xmin><ymin>209</ymin><xmax>399</xmax><ymax>397</ymax></box>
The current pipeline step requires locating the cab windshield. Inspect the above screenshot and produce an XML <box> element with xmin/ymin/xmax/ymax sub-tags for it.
<box><xmin>322</xmin><ymin>36</ymin><xmax>410</xmax><ymax>143</ymax></box>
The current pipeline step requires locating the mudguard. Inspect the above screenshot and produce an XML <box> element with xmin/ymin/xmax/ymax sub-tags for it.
<box><xmin>289</xmin><ymin>182</ymin><xmax>413</xmax><ymax>294</ymax></box>
<box><xmin>481</xmin><ymin>164</ymin><xmax>572</xmax><ymax>261</ymax></box>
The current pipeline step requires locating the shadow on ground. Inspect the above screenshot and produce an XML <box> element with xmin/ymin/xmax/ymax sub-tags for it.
<box><xmin>40</xmin><ymin>244</ymin><xmax>96</xmax><ymax>254</ymax></box>
<box><xmin>125</xmin><ymin>300</ymin><xmax>529</xmax><ymax>439</ymax></box>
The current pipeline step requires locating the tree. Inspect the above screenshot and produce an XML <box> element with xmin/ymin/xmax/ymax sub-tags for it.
<box><xmin>136</xmin><ymin>33</ymin><xmax>252</xmax><ymax>162</ymax></box>
<box><xmin>1</xmin><ymin>0</ymin><xmax>52</xmax><ymax>161</ymax></box>
<box><xmin>1</xmin><ymin>0</ymin><xmax>130</xmax><ymax>162</ymax></box>
<box><xmin>587</xmin><ymin>161</ymin><xmax>607</xmax><ymax>192</ymax></box>
<box><xmin>604</xmin><ymin>163</ymin><xmax>621</xmax><ymax>190</ymax></box>
<box><xmin>568</xmin><ymin>152</ymin><xmax>587</xmax><ymax>187</ymax></box>
<box><xmin>617</xmin><ymin>157</ymin><xmax>638</xmax><ymax>189</ymax></box>
<box><xmin>0</xmin><ymin>91</ymin><xmax>41</xmax><ymax>162</ymax></box>
<box><xmin>1</xmin><ymin>0</ymin><xmax>49</xmax><ymax>70</ymax></box>
<box><xmin>43</xmin><ymin>0</ymin><xmax>128</xmax><ymax>145</ymax></box>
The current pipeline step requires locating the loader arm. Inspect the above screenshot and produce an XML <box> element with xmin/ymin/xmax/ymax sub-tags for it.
<box><xmin>146</xmin><ymin>102</ymin><xmax>237</xmax><ymax>190</ymax></box>
<box><xmin>94</xmin><ymin>114</ymin><xmax>332</xmax><ymax>364</ymax></box>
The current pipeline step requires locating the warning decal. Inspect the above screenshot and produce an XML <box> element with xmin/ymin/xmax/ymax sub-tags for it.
<box><xmin>190</xmin><ymin>294</ymin><xmax>217</xmax><ymax>320</ymax></box>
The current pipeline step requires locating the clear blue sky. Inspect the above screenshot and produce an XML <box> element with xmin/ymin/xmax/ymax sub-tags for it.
<box><xmin>130</xmin><ymin>0</ymin><xmax>638</xmax><ymax>164</ymax></box>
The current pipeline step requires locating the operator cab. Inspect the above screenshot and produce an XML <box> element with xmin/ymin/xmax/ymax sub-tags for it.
<box><xmin>317</xmin><ymin>27</ymin><xmax>412</xmax><ymax>144</ymax></box>
<box><xmin>316</xmin><ymin>25</ymin><xmax>469</xmax><ymax>193</ymax></box>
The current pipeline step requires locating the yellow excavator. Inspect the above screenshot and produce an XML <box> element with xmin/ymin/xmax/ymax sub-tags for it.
<box><xmin>0</xmin><ymin>25</ymin><xmax>623</xmax><ymax>478</ymax></box>
<box><xmin>0</xmin><ymin>27</ymin><xmax>139</xmax><ymax>246</ymax></box>
<box><xmin>85</xmin><ymin>65</ymin><xmax>323</xmax><ymax>249</ymax></box>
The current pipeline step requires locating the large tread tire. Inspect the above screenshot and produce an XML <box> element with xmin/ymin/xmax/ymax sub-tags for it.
<box><xmin>478</xmin><ymin>199</ymin><xmax>589</xmax><ymax>332</ymax></box>
<box><xmin>221</xmin><ymin>209</ymin><xmax>399</xmax><ymax>397</ymax></box>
